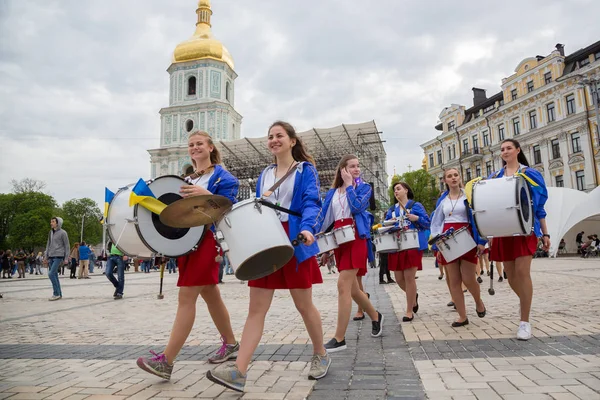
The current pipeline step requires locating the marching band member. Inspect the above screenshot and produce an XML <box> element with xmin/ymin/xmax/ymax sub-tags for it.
<box><xmin>385</xmin><ymin>182</ymin><xmax>430</xmax><ymax>322</ymax></box>
<box><xmin>207</xmin><ymin>121</ymin><xmax>330</xmax><ymax>392</ymax></box>
<box><xmin>430</xmin><ymin>168</ymin><xmax>487</xmax><ymax>327</ymax></box>
<box><xmin>488</xmin><ymin>139</ymin><xmax>549</xmax><ymax>340</ymax></box>
<box><xmin>319</xmin><ymin>155</ymin><xmax>384</xmax><ymax>353</ymax></box>
<box><xmin>136</xmin><ymin>131</ymin><xmax>240</xmax><ymax>380</ymax></box>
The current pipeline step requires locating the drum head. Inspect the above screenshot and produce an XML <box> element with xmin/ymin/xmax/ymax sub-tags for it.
<box><xmin>234</xmin><ymin>246</ymin><xmax>294</xmax><ymax>281</ymax></box>
<box><xmin>517</xmin><ymin>178</ymin><xmax>533</xmax><ymax>234</ymax></box>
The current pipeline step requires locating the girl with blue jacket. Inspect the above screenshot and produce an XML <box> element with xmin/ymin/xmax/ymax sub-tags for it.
<box><xmin>430</xmin><ymin>168</ymin><xmax>487</xmax><ymax>327</ymax></box>
<box><xmin>318</xmin><ymin>155</ymin><xmax>384</xmax><ymax>353</ymax></box>
<box><xmin>384</xmin><ymin>182</ymin><xmax>430</xmax><ymax>321</ymax></box>
<box><xmin>137</xmin><ymin>131</ymin><xmax>240</xmax><ymax>380</ymax></box>
<box><xmin>207</xmin><ymin>121</ymin><xmax>330</xmax><ymax>392</ymax></box>
<box><xmin>487</xmin><ymin>139</ymin><xmax>549</xmax><ymax>341</ymax></box>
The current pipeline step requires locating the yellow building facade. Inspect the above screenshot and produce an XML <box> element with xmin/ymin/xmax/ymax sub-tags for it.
<box><xmin>421</xmin><ymin>42</ymin><xmax>600</xmax><ymax>192</ymax></box>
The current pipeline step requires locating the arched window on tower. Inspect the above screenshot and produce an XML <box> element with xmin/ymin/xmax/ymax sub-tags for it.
<box><xmin>186</xmin><ymin>119</ymin><xmax>194</xmax><ymax>132</ymax></box>
<box><xmin>188</xmin><ymin>76</ymin><xmax>196</xmax><ymax>96</ymax></box>
<box><xmin>225</xmin><ymin>81</ymin><xmax>230</xmax><ymax>101</ymax></box>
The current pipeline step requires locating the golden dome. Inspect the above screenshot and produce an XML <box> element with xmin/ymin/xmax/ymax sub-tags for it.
<box><xmin>172</xmin><ymin>0</ymin><xmax>234</xmax><ymax>69</ymax></box>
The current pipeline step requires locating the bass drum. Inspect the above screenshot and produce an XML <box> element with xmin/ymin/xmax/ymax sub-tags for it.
<box><xmin>106</xmin><ymin>176</ymin><xmax>205</xmax><ymax>258</ymax></box>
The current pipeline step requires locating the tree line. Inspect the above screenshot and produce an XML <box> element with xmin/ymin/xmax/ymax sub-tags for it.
<box><xmin>0</xmin><ymin>178</ymin><xmax>103</xmax><ymax>251</ymax></box>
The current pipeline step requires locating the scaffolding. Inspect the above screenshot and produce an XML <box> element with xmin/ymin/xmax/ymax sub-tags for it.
<box><xmin>216</xmin><ymin>121</ymin><xmax>389</xmax><ymax>204</ymax></box>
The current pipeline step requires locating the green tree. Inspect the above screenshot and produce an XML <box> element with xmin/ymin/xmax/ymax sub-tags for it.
<box><xmin>3</xmin><ymin>192</ymin><xmax>58</xmax><ymax>250</ymax></box>
<box><xmin>61</xmin><ymin>198</ymin><xmax>103</xmax><ymax>245</ymax></box>
<box><xmin>387</xmin><ymin>169</ymin><xmax>439</xmax><ymax>215</ymax></box>
<box><xmin>0</xmin><ymin>193</ymin><xmax>17</xmax><ymax>249</ymax></box>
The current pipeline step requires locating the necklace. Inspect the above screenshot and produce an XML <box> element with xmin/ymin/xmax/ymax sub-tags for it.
<box><xmin>273</xmin><ymin>162</ymin><xmax>297</xmax><ymax>206</ymax></box>
<box><xmin>190</xmin><ymin>164</ymin><xmax>214</xmax><ymax>180</ymax></box>
<box><xmin>337</xmin><ymin>188</ymin><xmax>347</xmax><ymax>219</ymax></box>
<box><xmin>447</xmin><ymin>192</ymin><xmax>461</xmax><ymax>217</ymax></box>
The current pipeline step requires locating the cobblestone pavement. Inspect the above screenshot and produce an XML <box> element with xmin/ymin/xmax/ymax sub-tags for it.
<box><xmin>0</xmin><ymin>257</ymin><xmax>599</xmax><ymax>399</ymax></box>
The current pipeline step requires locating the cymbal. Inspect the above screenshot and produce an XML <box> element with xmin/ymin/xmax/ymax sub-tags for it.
<box><xmin>159</xmin><ymin>195</ymin><xmax>233</xmax><ymax>228</ymax></box>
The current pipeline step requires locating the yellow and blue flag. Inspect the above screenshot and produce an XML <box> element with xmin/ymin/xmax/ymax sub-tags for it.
<box><xmin>104</xmin><ymin>187</ymin><xmax>115</xmax><ymax>219</ymax></box>
<box><xmin>129</xmin><ymin>178</ymin><xmax>167</xmax><ymax>215</ymax></box>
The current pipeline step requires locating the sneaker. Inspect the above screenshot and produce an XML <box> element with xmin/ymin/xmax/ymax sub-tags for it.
<box><xmin>114</xmin><ymin>294</ymin><xmax>123</xmax><ymax>300</ymax></box>
<box><xmin>371</xmin><ymin>311</ymin><xmax>384</xmax><ymax>337</ymax></box>
<box><xmin>136</xmin><ymin>351</ymin><xmax>173</xmax><ymax>380</ymax></box>
<box><xmin>206</xmin><ymin>364</ymin><xmax>246</xmax><ymax>392</ymax></box>
<box><xmin>498</xmin><ymin>276</ymin><xmax>504</xmax><ymax>282</ymax></box>
<box><xmin>308</xmin><ymin>353</ymin><xmax>331</xmax><ymax>380</ymax></box>
<box><xmin>48</xmin><ymin>295</ymin><xmax>62</xmax><ymax>301</ymax></box>
<box><xmin>517</xmin><ymin>321</ymin><xmax>532</xmax><ymax>341</ymax></box>
<box><xmin>208</xmin><ymin>337</ymin><xmax>239</xmax><ymax>364</ymax></box>
<box><xmin>324</xmin><ymin>337</ymin><xmax>347</xmax><ymax>353</ymax></box>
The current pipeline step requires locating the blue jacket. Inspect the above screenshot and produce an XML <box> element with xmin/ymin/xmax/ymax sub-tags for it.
<box><xmin>488</xmin><ymin>165</ymin><xmax>548</xmax><ymax>237</ymax></box>
<box><xmin>430</xmin><ymin>190</ymin><xmax>487</xmax><ymax>251</ymax></box>
<box><xmin>384</xmin><ymin>200</ymin><xmax>431</xmax><ymax>251</ymax></box>
<box><xmin>319</xmin><ymin>182</ymin><xmax>373</xmax><ymax>239</ymax></box>
<box><xmin>205</xmin><ymin>165</ymin><xmax>239</xmax><ymax>232</ymax></box>
<box><xmin>256</xmin><ymin>162</ymin><xmax>322</xmax><ymax>264</ymax></box>
<box><xmin>79</xmin><ymin>245</ymin><xmax>90</xmax><ymax>261</ymax></box>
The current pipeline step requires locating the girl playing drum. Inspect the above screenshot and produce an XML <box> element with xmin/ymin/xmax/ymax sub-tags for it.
<box><xmin>136</xmin><ymin>131</ymin><xmax>240</xmax><ymax>380</ymax></box>
<box><xmin>430</xmin><ymin>168</ymin><xmax>487</xmax><ymax>327</ymax></box>
<box><xmin>319</xmin><ymin>155</ymin><xmax>384</xmax><ymax>353</ymax></box>
<box><xmin>385</xmin><ymin>182</ymin><xmax>430</xmax><ymax>322</ymax></box>
<box><xmin>207</xmin><ymin>121</ymin><xmax>330</xmax><ymax>392</ymax></box>
<box><xmin>488</xmin><ymin>139</ymin><xmax>549</xmax><ymax>340</ymax></box>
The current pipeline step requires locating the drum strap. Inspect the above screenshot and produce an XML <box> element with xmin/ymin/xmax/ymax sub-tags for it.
<box><xmin>262</xmin><ymin>164</ymin><xmax>298</xmax><ymax>198</ymax></box>
<box><xmin>257</xmin><ymin>199</ymin><xmax>302</xmax><ymax>217</ymax></box>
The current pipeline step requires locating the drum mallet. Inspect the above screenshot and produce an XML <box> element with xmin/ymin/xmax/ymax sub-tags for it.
<box><xmin>157</xmin><ymin>263</ymin><xmax>165</xmax><ymax>300</ymax></box>
<box><xmin>292</xmin><ymin>233</ymin><xmax>307</xmax><ymax>246</ymax></box>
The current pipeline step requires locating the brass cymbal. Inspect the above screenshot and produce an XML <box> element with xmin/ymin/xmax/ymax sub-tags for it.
<box><xmin>159</xmin><ymin>195</ymin><xmax>233</xmax><ymax>228</ymax></box>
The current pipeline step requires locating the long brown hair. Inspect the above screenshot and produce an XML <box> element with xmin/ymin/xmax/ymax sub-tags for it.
<box><xmin>332</xmin><ymin>154</ymin><xmax>358</xmax><ymax>188</ymax></box>
<box><xmin>268</xmin><ymin>121</ymin><xmax>315</xmax><ymax>166</ymax></box>
<box><xmin>188</xmin><ymin>131</ymin><xmax>222</xmax><ymax>168</ymax></box>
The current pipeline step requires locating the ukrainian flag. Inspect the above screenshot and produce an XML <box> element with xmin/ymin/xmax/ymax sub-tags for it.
<box><xmin>129</xmin><ymin>178</ymin><xmax>167</xmax><ymax>215</ymax></box>
<box><xmin>104</xmin><ymin>188</ymin><xmax>115</xmax><ymax>219</ymax></box>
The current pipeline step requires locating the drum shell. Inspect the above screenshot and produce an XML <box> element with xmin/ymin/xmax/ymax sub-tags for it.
<box><xmin>316</xmin><ymin>232</ymin><xmax>338</xmax><ymax>254</ymax></box>
<box><xmin>436</xmin><ymin>227</ymin><xmax>477</xmax><ymax>262</ymax></box>
<box><xmin>216</xmin><ymin>198</ymin><xmax>294</xmax><ymax>281</ymax></box>
<box><xmin>398</xmin><ymin>229</ymin><xmax>420</xmax><ymax>251</ymax></box>
<box><xmin>374</xmin><ymin>233</ymin><xmax>400</xmax><ymax>254</ymax></box>
<box><xmin>472</xmin><ymin>176</ymin><xmax>533</xmax><ymax>238</ymax></box>
<box><xmin>333</xmin><ymin>225</ymin><xmax>355</xmax><ymax>245</ymax></box>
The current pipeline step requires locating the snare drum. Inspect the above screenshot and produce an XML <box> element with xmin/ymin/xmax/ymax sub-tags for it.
<box><xmin>472</xmin><ymin>175</ymin><xmax>533</xmax><ymax>238</ymax></box>
<box><xmin>316</xmin><ymin>232</ymin><xmax>338</xmax><ymax>254</ymax></box>
<box><xmin>436</xmin><ymin>227</ymin><xmax>476</xmax><ymax>262</ymax></box>
<box><xmin>106</xmin><ymin>176</ymin><xmax>205</xmax><ymax>258</ymax></box>
<box><xmin>333</xmin><ymin>224</ymin><xmax>355</xmax><ymax>245</ymax></box>
<box><xmin>215</xmin><ymin>198</ymin><xmax>294</xmax><ymax>281</ymax></box>
<box><xmin>398</xmin><ymin>229</ymin><xmax>419</xmax><ymax>251</ymax></box>
<box><xmin>374</xmin><ymin>232</ymin><xmax>400</xmax><ymax>253</ymax></box>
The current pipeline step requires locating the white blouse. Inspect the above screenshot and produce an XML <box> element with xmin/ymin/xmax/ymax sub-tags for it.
<box><xmin>185</xmin><ymin>170</ymin><xmax>214</xmax><ymax>190</ymax></box>
<box><xmin>261</xmin><ymin>165</ymin><xmax>296</xmax><ymax>222</ymax></box>
<box><xmin>331</xmin><ymin>189</ymin><xmax>352</xmax><ymax>221</ymax></box>
<box><xmin>441</xmin><ymin>194</ymin><xmax>469</xmax><ymax>223</ymax></box>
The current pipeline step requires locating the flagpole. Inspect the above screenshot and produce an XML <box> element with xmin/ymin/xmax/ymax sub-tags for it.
<box><xmin>80</xmin><ymin>213</ymin><xmax>85</xmax><ymax>242</ymax></box>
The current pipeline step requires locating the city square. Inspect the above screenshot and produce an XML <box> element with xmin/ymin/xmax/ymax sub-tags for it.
<box><xmin>1</xmin><ymin>256</ymin><xmax>599</xmax><ymax>400</ymax></box>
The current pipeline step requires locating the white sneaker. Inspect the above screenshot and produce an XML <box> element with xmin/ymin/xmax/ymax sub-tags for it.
<box><xmin>48</xmin><ymin>295</ymin><xmax>62</xmax><ymax>301</ymax></box>
<box><xmin>517</xmin><ymin>321</ymin><xmax>532</xmax><ymax>340</ymax></box>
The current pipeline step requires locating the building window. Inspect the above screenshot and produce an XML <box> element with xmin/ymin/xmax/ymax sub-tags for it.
<box><xmin>527</xmin><ymin>81</ymin><xmax>534</xmax><ymax>93</ymax></box>
<box><xmin>483</xmin><ymin>131</ymin><xmax>489</xmax><ymax>147</ymax></box>
<box><xmin>463</xmin><ymin>139</ymin><xmax>469</xmax><ymax>154</ymax></box>
<box><xmin>498</xmin><ymin>124</ymin><xmax>505</xmax><ymax>141</ymax></box>
<box><xmin>511</xmin><ymin>89</ymin><xmax>517</xmax><ymax>101</ymax></box>
<box><xmin>437</xmin><ymin>150</ymin><xmax>442</xmax><ymax>165</ymax></box>
<box><xmin>472</xmin><ymin>135</ymin><xmax>479</xmax><ymax>152</ymax></box>
<box><xmin>579</xmin><ymin>58</ymin><xmax>590</xmax><ymax>67</ymax></box>
<box><xmin>544</xmin><ymin>72</ymin><xmax>552</xmax><ymax>85</ymax></box>
<box><xmin>533</xmin><ymin>145</ymin><xmax>541</xmax><ymax>165</ymax></box>
<box><xmin>551</xmin><ymin>139</ymin><xmax>561</xmax><ymax>159</ymax></box>
<box><xmin>447</xmin><ymin>120</ymin><xmax>455</xmax><ymax>131</ymax></box>
<box><xmin>571</xmin><ymin>132</ymin><xmax>581</xmax><ymax>153</ymax></box>
<box><xmin>566</xmin><ymin>94</ymin><xmax>576</xmax><ymax>115</ymax></box>
<box><xmin>185</xmin><ymin>119</ymin><xmax>194</xmax><ymax>132</ymax></box>
<box><xmin>187</xmin><ymin>76</ymin><xmax>196</xmax><ymax>96</ymax></box>
<box><xmin>513</xmin><ymin>117</ymin><xmax>521</xmax><ymax>135</ymax></box>
<box><xmin>486</xmin><ymin>161</ymin><xmax>492</xmax><ymax>176</ymax></box>
<box><xmin>596</xmin><ymin>51</ymin><xmax>600</xmax><ymax>61</ymax></box>
<box><xmin>225</xmin><ymin>81</ymin><xmax>231</xmax><ymax>101</ymax></box>
<box><xmin>475</xmin><ymin>165</ymin><xmax>481</xmax><ymax>178</ymax></box>
<box><xmin>546</xmin><ymin>102</ymin><xmax>556</xmax><ymax>122</ymax></box>
<box><xmin>575</xmin><ymin>170</ymin><xmax>585</xmax><ymax>191</ymax></box>
<box><xmin>447</xmin><ymin>146</ymin><xmax>452</xmax><ymax>160</ymax></box>
<box><xmin>529</xmin><ymin>110</ymin><xmax>537</xmax><ymax>129</ymax></box>
<box><xmin>555</xmin><ymin>175</ymin><xmax>564</xmax><ymax>187</ymax></box>
<box><xmin>452</xmin><ymin>144</ymin><xmax>456</xmax><ymax>159</ymax></box>
<box><xmin>429</xmin><ymin>153</ymin><xmax>434</xmax><ymax>167</ymax></box>
<box><xmin>466</xmin><ymin>168</ymin><xmax>472</xmax><ymax>181</ymax></box>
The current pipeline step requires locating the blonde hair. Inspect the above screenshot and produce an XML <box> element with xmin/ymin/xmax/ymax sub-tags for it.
<box><xmin>443</xmin><ymin>168</ymin><xmax>463</xmax><ymax>191</ymax></box>
<box><xmin>188</xmin><ymin>131</ymin><xmax>222</xmax><ymax>167</ymax></box>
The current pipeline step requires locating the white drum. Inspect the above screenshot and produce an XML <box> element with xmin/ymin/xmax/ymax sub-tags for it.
<box><xmin>316</xmin><ymin>232</ymin><xmax>338</xmax><ymax>254</ymax></box>
<box><xmin>106</xmin><ymin>176</ymin><xmax>205</xmax><ymax>258</ymax></box>
<box><xmin>398</xmin><ymin>229</ymin><xmax>420</xmax><ymax>251</ymax></box>
<box><xmin>436</xmin><ymin>227</ymin><xmax>476</xmax><ymax>262</ymax></box>
<box><xmin>472</xmin><ymin>175</ymin><xmax>533</xmax><ymax>238</ymax></box>
<box><xmin>374</xmin><ymin>232</ymin><xmax>400</xmax><ymax>253</ymax></box>
<box><xmin>333</xmin><ymin>224</ymin><xmax>355</xmax><ymax>245</ymax></box>
<box><xmin>215</xmin><ymin>198</ymin><xmax>294</xmax><ymax>281</ymax></box>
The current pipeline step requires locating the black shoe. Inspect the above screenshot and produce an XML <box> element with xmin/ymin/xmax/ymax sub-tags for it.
<box><xmin>114</xmin><ymin>294</ymin><xmax>123</xmax><ymax>300</ymax></box>
<box><xmin>371</xmin><ymin>312</ymin><xmax>384</xmax><ymax>337</ymax></box>
<box><xmin>503</xmin><ymin>271</ymin><xmax>507</xmax><ymax>279</ymax></box>
<box><xmin>402</xmin><ymin>315</ymin><xmax>414</xmax><ymax>322</ymax></box>
<box><xmin>324</xmin><ymin>337</ymin><xmax>347</xmax><ymax>353</ymax></box>
<box><xmin>447</xmin><ymin>301</ymin><xmax>455</xmax><ymax>307</ymax></box>
<box><xmin>477</xmin><ymin>277</ymin><xmax>483</xmax><ymax>284</ymax></box>
<box><xmin>413</xmin><ymin>293</ymin><xmax>419</xmax><ymax>314</ymax></box>
<box><xmin>486</xmin><ymin>271</ymin><xmax>490</xmax><ymax>276</ymax></box>
<box><xmin>498</xmin><ymin>277</ymin><xmax>504</xmax><ymax>282</ymax></box>
<box><xmin>387</xmin><ymin>279</ymin><xmax>395</xmax><ymax>284</ymax></box>
<box><xmin>438</xmin><ymin>275</ymin><xmax>444</xmax><ymax>280</ymax></box>
<box><xmin>476</xmin><ymin>307</ymin><xmax>486</xmax><ymax>318</ymax></box>
<box><xmin>353</xmin><ymin>314</ymin><xmax>365</xmax><ymax>321</ymax></box>
<box><xmin>480</xmin><ymin>270</ymin><xmax>484</xmax><ymax>275</ymax></box>
<box><xmin>366</xmin><ymin>292</ymin><xmax>370</xmax><ymax>299</ymax></box>
<box><xmin>113</xmin><ymin>289</ymin><xmax>118</xmax><ymax>298</ymax></box>
<box><xmin>452</xmin><ymin>319</ymin><xmax>469</xmax><ymax>327</ymax></box>
<box><xmin>379</xmin><ymin>280</ymin><xmax>387</xmax><ymax>284</ymax></box>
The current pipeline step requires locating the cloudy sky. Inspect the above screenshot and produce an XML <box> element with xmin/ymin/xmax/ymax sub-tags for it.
<box><xmin>1</xmin><ymin>0</ymin><xmax>599</xmax><ymax>209</ymax></box>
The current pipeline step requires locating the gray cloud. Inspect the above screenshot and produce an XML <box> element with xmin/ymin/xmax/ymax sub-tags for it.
<box><xmin>1</xmin><ymin>0</ymin><xmax>599</xmax><ymax>209</ymax></box>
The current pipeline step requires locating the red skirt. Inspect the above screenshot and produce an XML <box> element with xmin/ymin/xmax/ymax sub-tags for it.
<box><xmin>389</xmin><ymin>249</ymin><xmax>423</xmax><ymax>271</ymax></box>
<box><xmin>177</xmin><ymin>231</ymin><xmax>219</xmax><ymax>287</ymax></box>
<box><xmin>332</xmin><ymin>219</ymin><xmax>367</xmax><ymax>274</ymax></box>
<box><xmin>438</xmin><ymin>223</ymin><xmax>478</xmax><ymax>266</ymax></box>
<box><xmin>249</xmin><ymin>222</ymin><xmax>323</xmax><ymax>290</ymax></box>
<box><xmin>490</xmin><ymin>234</ymin><xmax>538</xmax><ymax>262</ymax></box>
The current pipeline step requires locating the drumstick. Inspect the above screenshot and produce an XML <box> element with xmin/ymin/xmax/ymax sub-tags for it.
<box><xmin>488</xmin><ymin>241</ymin><xmax>495</xmax><ymax>296</ymax></box>
<box><xmin>292</xmin><ymin>233</ymin><xmax>307</xmax><ymax>246</ymax></box>
<box><xmin>157</xmin><ymin>262</ymin><xmax>165</xmax><ymax>299</ymax></box>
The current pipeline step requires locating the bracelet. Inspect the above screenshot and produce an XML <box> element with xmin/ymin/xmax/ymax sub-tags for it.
<box><xmin>542</xmin><ymin>234</ymin><xmax>550</xmax><ymax>238</ymax></box>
